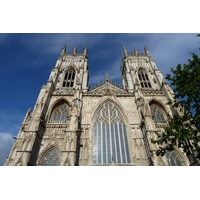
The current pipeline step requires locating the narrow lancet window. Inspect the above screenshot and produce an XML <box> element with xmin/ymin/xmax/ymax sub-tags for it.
<box><xmin>138</xmin><ymin>68</ymin><xmax>151</xmax><ymax>88</ymax></box>
<box><xmin>93</xmin><ymin>101</ymin><xmax>131</xmax><ymax>164</ymax></box>
<box><xmin>62</xmin><ymin>69</ymin><xmax>75</xmax><ymax>88</ymax></box>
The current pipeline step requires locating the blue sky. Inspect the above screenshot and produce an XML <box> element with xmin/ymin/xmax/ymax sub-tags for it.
<box><xmin>0</xmin><ymin>33</ymin><xmax>199</xmax><ymax>165</ymax></box>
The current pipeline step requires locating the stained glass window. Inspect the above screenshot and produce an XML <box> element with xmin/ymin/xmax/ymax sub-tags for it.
<box><xmin>93</xmin><ymin>102</ymin><xmax>131</xmax><ymax>164</ymax></box>
<box><xmin>150</xmin><ymin>104</ymin><xmax>165</xmax><ymax>123</ymax></box>
<box><xmin>50</xmin><ymin>102</ymin><xmax>68</xmax><ymax>123</ymax></box>
<box><xmin>138</xmin><ymin>68</ymin><xmax>151</xmax><ymax>88</ymax></box>
<box><xmin>62</xmin><ymin>69</ymin><xmax>75</xmax><ymax>88</ymax></box>
<box><xmin>40</xmin><ymin>148</ymin><xmax>59</xmax><ymax>166</ymax></box>
<box><xmin>166</xmin><ymin>151</ymin><xmax>184</xmax><ymax>166</ymax></box>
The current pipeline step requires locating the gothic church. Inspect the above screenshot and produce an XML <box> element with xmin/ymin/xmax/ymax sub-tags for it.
<box><xmin>5</xmin><ymin>46</ymin><xmax>190</xmax><ymax>166</ymax></box>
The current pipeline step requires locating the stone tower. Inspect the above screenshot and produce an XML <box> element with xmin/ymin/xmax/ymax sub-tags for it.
<box><xmin>5</xmin><ymin>46</ymin><xmax>191</xmax><ymax>166</ymax></box>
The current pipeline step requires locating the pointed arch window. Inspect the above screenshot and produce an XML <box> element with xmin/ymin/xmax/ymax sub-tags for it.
<box><xmin>62</xmin><ymin>68</ymin><xmax>75</xmax><ymax>88</ymax></box>
<box><xmin>166</xmin><ymin>151</ymin><xmax>185</xmax><ymax>166</ymax></box>
<box><xmin>150</xmin><ymin>103</ymin><xmax>167</xmax><ymax>127</ymax></box>
<box><xmin>138</xmin><ymin>68</ymin><xmax>151</xmax><ymax>88</ymax></box>
<box><xmin>50</xmin><ymin>101</ymin><xmax>69</xmax><ymax>123</ymax></box>
<box><xmin>39</xmin><ymin>148</ymin><xmax>59</xmax><ymax>166</ymax></box>
<box><xmin>93</xmin><ymin>101</ymin><xmax>131</xmax><ymax>164</ymax></box>
<box><xmin>150</xmin><ymin>104</ymin><xmax>165</xmax><ymax>122</ymax></box>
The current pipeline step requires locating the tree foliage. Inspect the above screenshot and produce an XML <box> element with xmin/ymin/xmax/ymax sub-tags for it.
<box><xmin>153</xmin><ymin>36</ymin><xmax>200</xmax><ymax>164</ymax></box>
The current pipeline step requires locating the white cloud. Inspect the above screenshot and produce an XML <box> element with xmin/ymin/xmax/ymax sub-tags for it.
<box><xmin>0</xmin><ymin>132</ymin><xmax>14</xmax><ymax>166</ymax></box>
<box><xmin>115</xmin><ymin>33</ymin><xmax>199</xmax><ymax>78</ymax></box>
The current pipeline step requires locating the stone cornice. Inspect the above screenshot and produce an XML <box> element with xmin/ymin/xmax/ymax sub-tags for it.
<box><xmin>142</xmin><ymin>89</ymin><xmax>165</xmax><ymax>96</ymax></box>
<box><xmin>52</xmin><ymin>89</ymin><xmax>76</xmax><ymax>96</ymax></box>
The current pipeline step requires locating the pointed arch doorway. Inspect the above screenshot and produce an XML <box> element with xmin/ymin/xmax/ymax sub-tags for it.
<box><xmin>93</xmin><ymin>101</ymin><xmax>131</xmax><ymax>165</ymax></box>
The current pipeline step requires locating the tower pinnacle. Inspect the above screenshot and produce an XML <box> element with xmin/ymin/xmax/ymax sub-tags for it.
<box><xmin>123</xmin><ymin>45</ymin><xmax>128</xmax><ymax>56</ymax></box>
<box><xmin>105</xmin><ymin>72</ymin><xmax>110</xmax><ymax>82</ymax></box>
<box><xmin>144</xmin><ymin>46</ymin><xmax>151</xmax><ymax>57</ymax></box>
<box><xmin>61</xmin><ymin>45</ymin><xmax>67</xmax><ymax>56</ymax></box>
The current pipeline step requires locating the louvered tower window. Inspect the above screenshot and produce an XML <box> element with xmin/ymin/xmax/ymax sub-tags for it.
<box><xmin>50</xmin><ymin>101</ymin><xmax>69</xmax><ymax>123</ymax></box>
<box><xmin>138</xmin><ymin>68</ymin><xmax>151</xmax><ymax>88</ymax></box>
<box><xmin>62</xmin><ymin>69</ymin><xmax>75</xmax><ymax>87</ymax></box>
<box><xmin>93</xmin><ymin>102</ymin><xmax>131</xmax><ymax>164</ymax></box>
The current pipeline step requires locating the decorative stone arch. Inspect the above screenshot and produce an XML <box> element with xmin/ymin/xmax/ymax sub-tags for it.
<box><xmin>37</xmin><ymin>146</ymin><xmax>60</xmax><ymax>166</ymax></box>
<box><xmin>147</xmin><ymin>98</ymin><xmax>170</xmax><ymax>116</ymax></box>
<box><xmin>65</xmin><ymin>65</ymin><xmax>76</xmax><ymax>71</ymax></box>
<box><xmin>147</xmin><ymin>99</ymin><xmax>169</xmax><ymax>128</ymax></box>
<box><xmin>165</xmin><ymin>146</ymin><xmax>190</xmax><ymax>166</ymax></box>
<box><xmin>90</xmin><ymin>97</ymin><xmax>131</xmax><ymax>165</ymax></box>
<box><xmin>91</xmin><ymin>96</ymin><xmax>130</xmax><ymax>126</ymax></box>
<box><xmin>172</xmin><ymin>146</ymin><xmax>190</xmax><ymax>165</ymax></box>
<box><xmin>148</xmin><ymin>98</ymin><xmax>168</xmax><ymax>113</ymax></box>
<box><xmin>37</xmin><ymin>138</ymin><xmax>61</xmax><ymax>166</ymax></box>
<box><xmin>47</xmin><ymin>98</ymin><xmax>71</xmax><ymax>122</ymax></box>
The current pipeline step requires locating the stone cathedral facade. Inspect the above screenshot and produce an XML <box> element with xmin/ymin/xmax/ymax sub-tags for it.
<box><xmin>5</xmin><ymin>46</ymin><xmax>191</xmax><ymax>166</ymax></box>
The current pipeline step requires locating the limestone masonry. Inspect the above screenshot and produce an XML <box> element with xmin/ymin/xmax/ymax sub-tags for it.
<box><xmin>5</xmin><ymin>46</ymin><xmax>190</xmax><ymax>166</ymax></box>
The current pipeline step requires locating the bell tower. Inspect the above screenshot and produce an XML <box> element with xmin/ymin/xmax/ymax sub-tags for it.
<box><xmin>57</xmin><ymin>45</ymin><xmax>89</xmax><ymax>92</ymax></box>
<box><xmin>121</xmin><ymin>46</ymin><xmax>185</xmax><ymax>165</ymax></box>
<box><xmin>121</xmin><ymin>46</ymin><xmax>165</xmax><ymax>92</ymax></box>
<box><xmin>5</xmin><ymin>46</ymin><xmax>89</xmax><ymax>166</ymax></box>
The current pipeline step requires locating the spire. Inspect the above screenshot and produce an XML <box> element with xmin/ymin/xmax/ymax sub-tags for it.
<box><xmin>144</xmin><ymin>46</ymin><xmax>151</xmax><ymax>57</ymax></box>
<box><xmin>61</xmin><ymin>45</ymin><xmax>66</xmax><ymax>56</ymax></box>
<box><xmin>134</xmin><ymin>48</ymin><xmax>138</xmax><ymax>56</ymax></box>
<box><xmin>123</xmin><ymin>45</ymin><xmax>127</xmax><ymax>56</ymax></box>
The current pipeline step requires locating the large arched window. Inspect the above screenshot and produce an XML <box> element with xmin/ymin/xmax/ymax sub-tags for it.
<box><xmin>39</xmin><ymin>148</ymin><xmax>59</xmax><ymax>166</ymax></box>
<box><xmin>150</xmin><ymin>103</ymin><xmax>165</xmax><ymax>123</ymax></box>
<box><xmin>166</xmin><ymin>151</ymin><xmax>185</xmax><ymax>166</ymax></box>
<box><xmin>138</xmin><ymin>68</ymin><xmax>151</xmax><ymax>88</ymax></box>
<box><xmin>93</xmin><ymin>101</ymin><xmax>131</xmax><ymax>164</ymax></box>
<box><xmin>150</xmin><ymin>102</ymin><xmax>167</xmax><ymax>128</ymax></box>
<box><xmin>62</xmin><ymin>68</ymin><xmax>75</xmax><ymax>88</ymax></box>
<box><xmin>50</xmin><ymin>101</ymin><xmax>69</xmax><ymax>123</ymax></box>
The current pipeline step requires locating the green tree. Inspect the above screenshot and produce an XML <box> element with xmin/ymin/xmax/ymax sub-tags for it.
<box><xmin>153</xmin><ymin>36</ymin><xmax>200</xmax><ymax>165</ymax></box>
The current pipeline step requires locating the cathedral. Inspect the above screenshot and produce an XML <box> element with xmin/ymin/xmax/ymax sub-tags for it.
<box><xmin>5</xmin><ymin>45</ymin><xmax>191</xmax><ymax>166</ymax></box>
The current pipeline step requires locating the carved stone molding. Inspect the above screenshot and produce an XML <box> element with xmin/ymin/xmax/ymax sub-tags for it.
<box><xmin>53</xmin><ymin>89</ymin><xmax>76</xmax><ymax>96</ymax></box>
<box><xmin>142</xmin><ymin>90</ymin><xmax>164</xmax><ymax>96</ymax></box>
<box><xmin>85</xmin><ymin>83</ymin><xmax>132</xmax><ymax>97</ymax></box>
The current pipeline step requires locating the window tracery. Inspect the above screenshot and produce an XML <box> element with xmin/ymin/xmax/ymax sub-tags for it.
<box><xmin>166</xmin><ymin>151</ymin><xmax>184</xmax><ymax>166</ymax></box>
<box><xmin>150</xmin><ymin>104</ymin><xmax>165</xmax><ymax>123</ymax></box>
<box><xmin>62</xmin><ymin>68</ymin><xmax>75</xmax><ymax>88</ymax></box>
<box><xmin>138</xmin><ymin>68</ymin><xmax>151</xmax><ymax>88</ymax></box>
<box><xmin>50</xmin><ymin>101</ymin><xmax>69</xmax><ymax>123</ymax></box>
<box><xmin>39</xmin><ymin>148</ymin><xmax>59</xmax><ymax>166</ymax></box>
<box><xmin>93</xmin><ymin>101</ymin><xmax>131</xmax><ymax>164</ymax></box>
